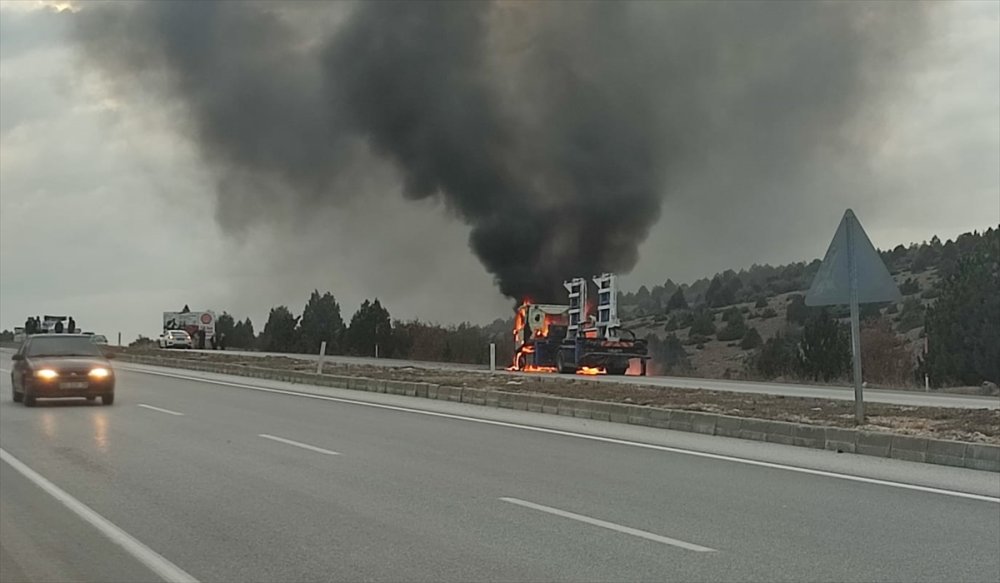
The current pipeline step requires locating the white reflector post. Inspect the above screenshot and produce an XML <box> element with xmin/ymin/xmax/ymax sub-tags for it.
<box><xmin>317</xmin><ymin>340</ymin><xmax>327</xmax><ymax>375</ymax></box>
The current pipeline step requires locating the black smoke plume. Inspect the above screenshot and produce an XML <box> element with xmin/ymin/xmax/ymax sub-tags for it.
<box><xmin>74</xmin><ymin>1</ymin><xmax>932</xmax><ymax>301</ymax></box>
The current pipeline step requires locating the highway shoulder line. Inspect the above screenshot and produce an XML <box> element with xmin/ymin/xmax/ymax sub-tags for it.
<box><xmin>0</xmin><ymin>447</ymin><xmax>199</xmax><ymax>583</ymax></box>
<box><xmin>500</xmin><ymin>497</ymin><xmax>716</xmax><ymax>552</ymax></box>
<box><xmin>123</xmin><ymin>366</ymin><xmax>1000</xmax><ymax>504</ymax></box>
<box><xmin>137</xmin><ymin>403</ymin><xmax>185</xmax><ymax>416</ymax></box>
<box><xmin>258</xmin><ymin>433</ymin><xmax>341</xmax><ymax>456</ymax></box>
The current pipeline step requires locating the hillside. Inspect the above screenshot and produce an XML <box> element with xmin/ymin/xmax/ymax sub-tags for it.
<box><xmin>619</xmin><ymin>227</ymin><xmax>999</xmax><ymax>388</ymax></box>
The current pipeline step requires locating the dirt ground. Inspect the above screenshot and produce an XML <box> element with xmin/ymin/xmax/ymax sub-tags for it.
<box><xmin>122</xmin><ymin>348</ymin><xmax>1000</xmax><ymax>444</ymax></box>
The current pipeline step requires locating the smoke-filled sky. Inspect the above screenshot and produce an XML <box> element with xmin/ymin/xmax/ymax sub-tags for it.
<box><xmin>1</xmin><ymin>1</ymin><xmax>998</xmax><ymax>342</ymax></box>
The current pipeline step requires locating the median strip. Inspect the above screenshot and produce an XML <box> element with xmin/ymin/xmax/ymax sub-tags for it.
<box><xmin>500</xmin><ymin>497</ymin><xmax>716</xmax><ymax>552</ymax></box>
<box><xmin>116</xmin><ymin>356</ymin><xmax>1000</xmax><ymax>473</ymax></box>
<box><xmin>258</xmin><ymin>433</ymin><xmax>341</xmax><ymax>456</ymax></box>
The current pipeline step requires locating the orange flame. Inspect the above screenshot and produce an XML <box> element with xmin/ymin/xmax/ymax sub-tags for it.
<box><xmin>524</xmin><ymin>364</ymin><xmax>558</xmax><ymax>373</ymax></box>
<box><xmin>576</xmin><ymin>367</ymin><xmax>607</xmax><ymax>376</ymax></box>
<box><xmin>508</xmin><ymin>300</ymin><xmax>565</xmax><ymax>373</ymax></box>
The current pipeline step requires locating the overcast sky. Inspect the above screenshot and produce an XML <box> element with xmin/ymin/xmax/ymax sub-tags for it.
<box><xmin>1</xmin><ymin>1</ymin><xmax>997</xmax><ymax>343</ymax></box>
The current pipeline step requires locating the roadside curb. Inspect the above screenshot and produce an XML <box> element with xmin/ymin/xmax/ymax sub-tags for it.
<box><xmin>118</xmin><ymin>354</ymin><xmax>1000</xmax><ymax>472</ymax></box>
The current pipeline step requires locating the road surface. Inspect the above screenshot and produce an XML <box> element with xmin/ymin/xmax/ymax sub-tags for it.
<box><xmin>1</xmin><ymin>360</ymin><xmax>998</xmax><ymax>582</ymax></box>
<box><xmin>185</xmin><ymin>348</ymin><xmax>1000</xmax><ymax>410</ymax></box>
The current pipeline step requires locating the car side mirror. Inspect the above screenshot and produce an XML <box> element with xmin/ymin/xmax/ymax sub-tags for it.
<box><xmin>11</xmin><ymin>354</ymin><xmax>24</xmax><ymax>361</ymax></box>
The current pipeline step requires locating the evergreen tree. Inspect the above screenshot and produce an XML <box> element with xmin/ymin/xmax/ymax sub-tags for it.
<box><xmin>717</xmin><ymin>309</ymin><xmax>747</xmax><ymax>341</ymax></box>
<box><xmin>754</xmin><ymin>333</ymin><xmax>798</xmax><ymax>378</ymax></box>
<box><xmin>666</xmin><ymin>288</ymin><xmax>689</xmax><ymax>311</ymax></box>
<box><xmin>922</xmin><ymin>246</ymin><xmax>1000</xmax><ymax>386</ymax></box>
<box><xmin>785</xmin><ymin>294</ymin><xmax>809</xmax><ymax>325</ymax></box>
<box><xmin>260</xmin><ymin>306</ymin><xmax>299</xmax><ymax>352</ymax></box>
<box><xmin>298</xmin><ymin>290</ymin><xmax>345</xmax><ymax>355</ymax></box>
<box><xmin>740</xmin><ymin>327</ymin><xmax>762</xmax><ymax>350</ymax></box>
<box><xmin>797</xmin><ymin>310</ymin><xmax>851</xmax><ymax>381</ymax></box>
<box><xmin>346</xmin><ymin>299</ymin><xmax>393</xmax><ymax>356</ymax></box>
<box><xmin>689</xmin><ymin>310</ymin><xmax>716</xmax><ymax>336</ymax></box>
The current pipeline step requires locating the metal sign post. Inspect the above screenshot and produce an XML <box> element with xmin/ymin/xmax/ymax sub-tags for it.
<box><xmin>806</xmin><ymin>209</ymin><xmax>901</xmax><ymax>425</ymax></box>
<box><xmin>489</xmin><ymin>343</ymin><xmax>497</xmax><ymax>371</ymax></box>
<box><xmin>845</xmin><ymin>213</ymin><xmax>864</xmax><ymax>424</ymax></box>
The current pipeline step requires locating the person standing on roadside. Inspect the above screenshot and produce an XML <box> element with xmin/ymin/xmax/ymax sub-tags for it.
<box><xmin>54</xmin><ymin>320</ymin><xmax>64</xmax><ymax>333</ymax></box>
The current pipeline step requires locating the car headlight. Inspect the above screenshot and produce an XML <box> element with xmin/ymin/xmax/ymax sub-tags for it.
<box><xmin>89</xmin><ymin>367</ymin><xmax>110</xmax><ymax>379</ymax></box>
<box><xmin>35</xmin><ymin>369</ymin><xmax>59</xmax><ymax>380</ymax></box>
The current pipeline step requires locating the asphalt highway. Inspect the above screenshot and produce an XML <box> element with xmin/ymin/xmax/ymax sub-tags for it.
<box><xmin>186</xmin><ymin>348</ymin><xmax>1000</xmax><ymax>409</ymax></box>
<box><xmin>1</xmin><ymin>360</ymin><xmax>998</xmax><ymax>582</ymax></box>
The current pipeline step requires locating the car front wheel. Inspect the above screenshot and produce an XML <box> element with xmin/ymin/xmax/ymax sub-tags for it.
<box><xmin>102</xmin><ymin>393</ymin><xmax>115</xmax><ymax>406</ymax></box>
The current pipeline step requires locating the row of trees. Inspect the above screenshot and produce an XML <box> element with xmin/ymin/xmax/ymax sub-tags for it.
<box><xmin>210</xmin><ymin>290</ymin><xmax>515</xmax><ymax>366</ymax></box>
<box><xmin>620</xmin><ymin>261</ymin><xmax>823</xmax><ymax>317</ymax></box>
<box><xmin>620</xmin><ymin>227</ymin><xmax>996</xmax><ymax>319</ymax></box>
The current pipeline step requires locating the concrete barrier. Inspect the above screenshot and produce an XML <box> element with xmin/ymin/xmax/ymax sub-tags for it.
<box><xmin>666</xmin><ymin>410</ymin><xmax>693</xmax><ymax>432</ymax></box>
<box><xmin>714</xmin><ymin>415</ymin><xmax>742</xmax><ymax>438</ymax></box>
<box><xmin>461</xmin><ymin>387</ymin><xmax>487</xmax><ymax>406</ymax></box>
<box><xmin>965</xmin><ymin>443</ymin><xmax>1000</xmax><ymax>472</ymax></box>
<box><xmin>607</xmin><ymin>403</ymin><xmax>630</xmax><ymax>424</ymax></box>
<box><xmin>890</xmin><ymin>435</ymin><xmax>928</xmax><ymax>463</ymax></box>
<box><xmin>925</xmin><ymin>439</ymin><xmax>967</xmax><ymax>468</ymax></box>
<box><xmin>116</xmin><ymin>353</ymin><xmax>1000</xmax><ymax>472</ymax></box>
<box><xmin>525</xmin><ymin>395</ymin><xmax>545</xmax><ymax>413</ymax></box>
<box><xmin>792</xmin><ymin>424</ymin><xmax>826</xmax><ymax>449</ymax></box>
<box><xmin>738</xmin><ymin>418</ymin><xmax>770</xmax><ymax>442</ymax></box>
<box><xmin>647</xmin><ymin>408</ymin><xmax>672</xmax><ymax>430</ymax></box>
<box><xmin>857</xmin><ymin>432</ymin><xmax>893</xmax><ymax>458</ymax></box>
<box><xmin>825</xmin><ymin>428</ymin><xmax>857</xmax><ymax>453</ymax></box>
<box><xmin>626</xmin><ymin>406</ymin><xmax>651</xmax><ymax>427</ymax></box>
<box><xmin>689</xmin><ymin>412</ymin><xmax>718</xmax><ymax>435</ymax></box>
<box><xmin>764</xmin><ymin>421</ymin><xmax>796</xmax><ymax>446</ymax></box>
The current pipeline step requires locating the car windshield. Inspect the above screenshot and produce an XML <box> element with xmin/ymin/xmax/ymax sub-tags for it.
<box><xmin>26</xmin><ymin>336</ymin><xmax>103</xmax><ymax>357</ymax></box>
<box><xmin>169</xmin><ymin>331</ymin><xmax>189</xmax><ymax>338</ymax></box>
<box><xmin>92</xmin><ymin>335</ymin><xmax>108</xmax><ymax>343</ymax></box>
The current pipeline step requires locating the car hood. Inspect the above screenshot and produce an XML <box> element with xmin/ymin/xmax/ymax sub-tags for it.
<box><xmin>27</xmin><ymin>356</ymin><xmax>111</xmax><ymax>370</ymax></box>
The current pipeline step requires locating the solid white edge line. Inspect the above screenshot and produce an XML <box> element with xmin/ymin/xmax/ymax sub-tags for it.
<box><xmin>500</xmin><ymin>497</ymin><xmax>716</xmax><ymax>552</ymax></box>
<box><xmin>121</xmin><ymin>366</ymin><xmax>1000</xmax><ymax>504</ymax></box>
<box><xmin>258</xmin><ymin>433</ymin><xmax>341</xmax><ymax>456</ymax></box>
<box><xmin>0</xmin><ymin>448</ymin><xmax>199</xmax><ymax>583</ymax></box>
<box><xmin>137</xmin><ymin>404</ymin><xmax>185</xmax><ymax>416</ymax></box>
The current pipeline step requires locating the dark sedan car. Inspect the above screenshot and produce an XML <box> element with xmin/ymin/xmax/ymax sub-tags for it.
<box><xmin>11</xmin><ymin>334</ymin><xmax>116</xmax><ymax>406</ymax></box>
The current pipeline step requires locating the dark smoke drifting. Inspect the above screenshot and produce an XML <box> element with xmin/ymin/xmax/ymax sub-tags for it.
<box><xmin>74</xmin><ymin>1</ymin><xmax>931</xmax><ymax>301</ymax></box>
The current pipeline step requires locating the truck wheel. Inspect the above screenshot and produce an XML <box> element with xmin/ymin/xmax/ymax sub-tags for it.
<box><xmin>608</xmin><ymin>364</ymin><xmax>628</xmax><ymax>376</ymax></box>
<box><xmin>556</xmin><ymin>352</ymin><xmax>573</xmax><ymax>374</ymax></box>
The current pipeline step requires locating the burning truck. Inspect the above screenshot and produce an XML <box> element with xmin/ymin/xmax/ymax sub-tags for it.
<box><xmin>510</xmin><ymin>274</ymin><xmax>649</xmax><ymax>376</ymax></box>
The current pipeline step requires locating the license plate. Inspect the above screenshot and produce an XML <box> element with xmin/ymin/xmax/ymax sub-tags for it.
<box><xmin>60</xmin><ymin>381</ymin><xmax>88</xmax><ymax>390</ymax></box>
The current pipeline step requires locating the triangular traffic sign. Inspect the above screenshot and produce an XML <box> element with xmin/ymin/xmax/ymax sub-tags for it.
<box><xmin>806</xmin><ymin>209</ymin><xmax>901</xmax><ymax>306</ymax></box>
